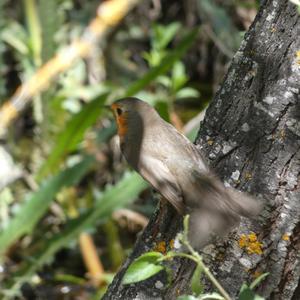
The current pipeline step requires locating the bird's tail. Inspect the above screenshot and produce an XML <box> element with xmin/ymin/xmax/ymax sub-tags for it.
<box><xmin>186</xmin><ymin>172</ymin><xmax>262</xmax><ymax>249</ymax></box>
<box><xmin>225</xmin><ymin>187</ymin><xmax>262</xmax><ymax>218</ymax></box>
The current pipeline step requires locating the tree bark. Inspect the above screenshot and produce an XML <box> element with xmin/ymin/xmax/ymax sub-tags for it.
<box><xmin>103</xmin><ymin>0</ymin><xmax>300</xmax><ymax>299</ymax></box>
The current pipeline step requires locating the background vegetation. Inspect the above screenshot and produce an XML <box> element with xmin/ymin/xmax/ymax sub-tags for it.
<box><xmin>0</xmin><ymin>0</ymin><xmax>259</xmax><ymax>299</ymax></box>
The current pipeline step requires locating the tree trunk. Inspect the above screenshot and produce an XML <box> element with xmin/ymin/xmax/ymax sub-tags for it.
<box><xmin>103</xmin><ymin>0</ymin><xmax>300</xmax><ymax>299</ymax></box>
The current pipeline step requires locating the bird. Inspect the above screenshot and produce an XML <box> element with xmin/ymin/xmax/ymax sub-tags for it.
<box><xmin>111</xmin><ymin>97</ymin><xmax>261</xmax><ymax>248</ymax></box>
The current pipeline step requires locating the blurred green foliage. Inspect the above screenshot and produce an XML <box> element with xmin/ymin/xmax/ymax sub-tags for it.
<box><xmin>0</xmin><ymin>0</ymin><xmax>256</xmax><ymax>298</ymax></box>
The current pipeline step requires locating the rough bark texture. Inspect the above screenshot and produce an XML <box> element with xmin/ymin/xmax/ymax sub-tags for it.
<box><xmin>103</xmin><ymin>0</ymin><xmax>300</xmax><ymax>299</ymax></box>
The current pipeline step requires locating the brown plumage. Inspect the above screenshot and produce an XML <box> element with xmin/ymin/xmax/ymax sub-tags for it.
<box><xmin>111</xmin><ymin>97</ymin><xmax>261</xmax><ymax>248</ymax></box>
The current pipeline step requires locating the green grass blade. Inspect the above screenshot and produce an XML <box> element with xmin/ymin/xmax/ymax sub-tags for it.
<box><xmin>23</xmin><ymin>0</ymin><xmax>42</xmax><ymax>65</ymax></box>
<box><xmin>39</xmin><ymin>0</ymin><xmax>58</xmax><ymax>62</ymax></box>
<box><xmin>37</xmin><ymin>94</ymin><xmax>108</xmax><ymax>179</ymax></box>
<box><xmin>6</xmin><ymin>172</ymin><xmax>148</xmax><ymax>288</ymax></box>
<box><xmin>0</xmin><ymin>156</ymin><xmax>94</xmax><ymax>256</ymax></box>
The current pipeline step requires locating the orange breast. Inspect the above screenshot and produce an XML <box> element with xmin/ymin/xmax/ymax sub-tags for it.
<box><xmin>111</xmin><ymin>103</ymin><xmax>128</xmax><ymax>140</ymax></box>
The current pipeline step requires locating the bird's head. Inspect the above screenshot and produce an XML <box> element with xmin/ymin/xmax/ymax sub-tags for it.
<box><xmin>111</xmin><ymin>97</ymin><xmax>156</xmax><ymax>141</ymax></box>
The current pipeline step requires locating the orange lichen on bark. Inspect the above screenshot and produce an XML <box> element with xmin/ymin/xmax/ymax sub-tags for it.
<box><xmin>282</xmin><ymin>233</ymin><xmax>290</xmax><ymax>241</ymax></box>
<box><xmin>238</xmin><ymin>233</ymin><xmax>263</xmax><ymax>255</ymax></box>
<box><xmin>253</xmin><ymin>270</ymin><xmax>262</xmax><ymax>279</ymax></box>
<box><xmin>154</xmin><ymin>239</ymin><xmax>176</xmax><ymax>254</ymax></box>
<box><xmin>154</xmin><ymin>241</ymin><xmax>167</xmax><ymax>254</ymax></box>
<box><xmin>245</xmin><ymin>172</ymin><xmax>253</xmax><ymax>181</ymax></box>
<box><xmin>239</xmin><ymin>234</ymin><xmax>248</xmax><ymax>248</ymax></box>
<box><xmin>169</xmin><ymin>239</ymin><xmax>175</xmax><ymax>249</ymax></box>
<box><xmin>296</xmin><ymin>50</ymin><xmax>300</xmax><ymax>64</ymax></box>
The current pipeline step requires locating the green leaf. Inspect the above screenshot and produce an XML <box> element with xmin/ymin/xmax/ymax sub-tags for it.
<box><xmin>123</xmin><ymin>251</ymin><xmax>164</xmax><ymax>284</ymax></box>
<box><xmin>39</xmin><ymin>0</ymin><xmax>59</xmax><ymax>62</ymax></box>
<box><xmin>155</xmin><ymin>101</ymin><xmax>170</xmax><ymax>122</ymax></box>
<box><xmin>238</xmin><ymin>273</ymin><xmax>268</xmax><ymax>300</ymax></box>
<box><xmin>249</xmin><ymin>273</ymin><xmax>269</xmax><ymax>290</ymax></box>
<box><xmin>1</xmin><ymin>21</ymin><xmax>29</xmax><ymax>54</ymax></box>
<box><xmin>125</xmin><ymin>28</ymin><xmax>199</xmax><ymax>97</ymax></box>
<box><xmin>54</xmin><ymin>274</ymin><xmax>86</xmax><ymax>285</ymax></box>
<box><xmin>143</xmin><ymin>50</ymin><xmax>165</xmax><ymax>67</ymax></box>
<box><xmin>24</xmin><ymin>0</ymin><xmax>42</xmax><ymax>65</ymax></box>
<box><xmin>172</xmin><ymin>61</ymin><xmax>188</xmax><ymax>92</ymax></box>
<box><xmin>191</xmin><ymin>264</ymin><xmax>203</xmax><ymax>296</ymax></box>
<box><xmin>239</xmin><ymin>284</ymin><xmax>265</xmax><ymax>300</ymax></box>
<box><xmin>6</xmin><ymin>172</ymin><xmax>148</xmax><ymax>288</ymax></box>
<box><xmin>153</xmin><ymin>22</ymin><xmax>180</xmax><ymax>50</ymax></box>
<box><xmin>198</xmin><ymin>292</ymin><xmax>225</xmax><ymax>300</ymax></box>
<box><xmin>176</xmin><ymin>87</ymin><xmax>200</xmax><ymax>99</ymax></box>
<box><xmin>177</xmin><ymin>295</ymin><xmax>198</xmax><ymax>300</ymax></box>
<box><xmin>0</xmin><ymin>156</ymin><xmax>94</xmax><ymax>256</ymax></box>
<box><xmin>156</xmin><ymin>75</ymin><xmax>172</xmax><ymax>88</ymax></box>
<box><xmin>37</xmin><ymin>93</ymin><xmax>108</xmax><ymax>179</ymax></box>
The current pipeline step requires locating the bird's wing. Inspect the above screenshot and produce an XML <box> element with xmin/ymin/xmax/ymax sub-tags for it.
<box><xmin>137</xmin><ymin>155</ymin><xmax>184</xmax><ymax>213</ymax></box>
<box><xmin>163</xmin><ymin>121</ymin><xmax>209</xmax><ymax>172</ymax></box>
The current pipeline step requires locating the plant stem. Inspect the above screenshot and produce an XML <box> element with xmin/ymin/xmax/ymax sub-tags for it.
<box><xmin>198</xmin><ymin>260</ymin><xmax>232</xmax><ymax>300</ymax></box>
<box><xmin>181</xmin><ymin>215</ymin><xmax>232</xmax><ymax>300</ymax></box>
<box><xmin>159</xmin><ymin>252</ymin><xmax>198</xmax><ymax>263</ymax></box>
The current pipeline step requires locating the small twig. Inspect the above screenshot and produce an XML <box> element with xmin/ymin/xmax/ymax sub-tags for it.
<box><xmin>159</xmin><ymin>252</ymin><xmax>198</xmax><ymax>263</ymax></box>
<box><xmin>79</xmin><ymin>232</ymin><xmax>105</xmax><ymax>286</ymax></box>
<box><xmin>198</xmin><ymin>261</ymin><xmax>232</xmax><ymax>300</ymax></box>
<box><xmin>112</xmin><ymin>208</ymin><xmax>148</xmax><ymax>231</ymax></box>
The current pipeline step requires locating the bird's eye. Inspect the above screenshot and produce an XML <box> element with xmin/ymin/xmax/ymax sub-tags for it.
<box><xmin>116</xmin><ymin>107</ymin><xmax>123</xmax><ymax>116</ymax></box>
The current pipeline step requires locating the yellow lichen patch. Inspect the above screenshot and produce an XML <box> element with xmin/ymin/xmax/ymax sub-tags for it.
<box><xmin>238</xmin><ymin>233</ymin><xmax>263</xmax><ymax>255</ymax></box>
<box><xmin>248</xmin><ymin>232</ymin><xmax>258</xmax><ymax>242</ymax></box>
<box><xmin>296</xmin><ymin>50</ymin><xmax>300</xmax><ymax>65</ymax></box>
<box><xmin>279</xmin><ymin>129</ymin><xmax>285</xmax><ymax>141</ymax></box>
<box><xmin>245</xmin><ymin>172</ymin><xmax>253</xmax><ymax>181</ymax></box>
<box><xmin>239</xmin><ymin>234</ymin><xmax>248</xmax><ymax>248</ymax></box>
<box><xmin>282</xmin><ymin>233</ymin><xmax>290</xmax><ymax>241</ymax></box>
<box><xmin>169</xmin><ymin>239</ymin><xmax>175</xmax><ymax>249</ymax></box>
<box><xmin>253</xmin><ymin>270</ymin><xmax>262</xmax><ymax>279</ymax></box>
<box><xmin>154</xmin><ymin>241</ymin><xmax>167</xmax><ymax>254</ymax></box>
<box><xmin>248</xmin><ymin>243</ymin><xmax>263</xmax><ymax>255</ymax></box>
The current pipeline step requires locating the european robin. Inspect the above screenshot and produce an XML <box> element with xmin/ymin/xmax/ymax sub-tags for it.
<box><xmin>111</xmin><ymin>97</ymin><xmax>261</xmax><ymax>248</ymax></box>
